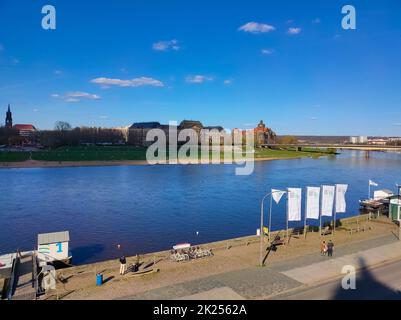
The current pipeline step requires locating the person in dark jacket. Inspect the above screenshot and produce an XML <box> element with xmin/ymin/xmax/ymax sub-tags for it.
<box><xmin>119</xmin><ymin>255</ymin><xmax>127</xmax><ymax>275</ymax></box>
<box><xmin>327</xmin><ymin>240</ymin><xmax>334</xmax><ymax>257</ymax></box>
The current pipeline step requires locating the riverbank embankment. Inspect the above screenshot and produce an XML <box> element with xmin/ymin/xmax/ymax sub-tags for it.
<box><xmin>47</xmin><ymin>215</ymin><xmax>397</xmax><ymax>300</ymax></box>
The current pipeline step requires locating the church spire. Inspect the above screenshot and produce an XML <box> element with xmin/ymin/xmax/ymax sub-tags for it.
<box><xmin>5</xmin><ymin>104</ymin><xmax>13</xmax><ymax>128</ymax></box>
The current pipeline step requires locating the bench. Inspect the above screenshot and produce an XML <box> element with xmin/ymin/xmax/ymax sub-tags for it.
<box><xmin>344</xmin><ymin>223</ymin><xmax>371</xmax><ymax>235</ymax></box>
<box><xmin>290</xmin><ymin>227</ymin><xmax>305</xmax><ymax>238</ymax></box>
<box><xmin>320</xmin><ymin>226</ymin><xmax>332</xmax><ymax>236</ymax></box>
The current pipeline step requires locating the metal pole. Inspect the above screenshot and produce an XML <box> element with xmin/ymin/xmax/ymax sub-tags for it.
<box><xmin>368</xmin><ymin>181</ymin><xmax>371</xmax><ymax>199</ymax></box>
<box><xmin>333</xmin><ymin>185</ymin><xmax>337</xmax><ymax>234</ymax></box>
<box><xmin>319</xmin><ymin>185</ymin><xmax>323</xmax><ymax>237</ymax></box>
<box><xmin>286</xmin><ymin>189</ymin><xmax>289</xmax><ymax>244</ymax></box>
<box><xmin>304</xmin><ymin>189</ymin><xmax>307</xmax><ymax>239</ymax></box>
<box><xmin>259</xmin><ymin>193</ymin><xmax>270</xmax><ymax>267</ymax></box>
<box><xmin>268</xmin><ymin>194</ymin><xmax>273</xmax><ymax>243</ymax></box>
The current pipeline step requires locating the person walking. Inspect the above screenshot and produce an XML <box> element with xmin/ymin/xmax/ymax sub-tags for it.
<box><xmin>320</xmin><ymin>241</ymin><xmax>327</xmax><ymax>256</ymax></box>
<box><xmin>119</xmin><ymin>255</ymin><xmax>127</xmax><ymax>275</ymax></box>
<box><xmin>327</xmin><ymin>240</ymin><xmax>334</xmax><ymax>257</ymax></box>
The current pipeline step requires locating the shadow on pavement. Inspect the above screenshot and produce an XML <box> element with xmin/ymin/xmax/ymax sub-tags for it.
<box><xmin>333</xmin><ymin>257</ymin><xmax>401</xmax><ymax>300</ymax></box>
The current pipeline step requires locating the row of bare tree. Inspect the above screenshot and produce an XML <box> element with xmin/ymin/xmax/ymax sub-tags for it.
<box><xmin>0</xmin><ymin>122</ymin><xmax>125</xmax><ymax>148</ymax></box>
<box><xmin>39</xmin><ymin>127</ymin><xmax>125</xmax><ymax>147</ymax></box>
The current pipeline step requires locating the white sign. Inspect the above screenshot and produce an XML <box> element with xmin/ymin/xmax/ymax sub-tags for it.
<box><xmin>37</xmin><ymin>241</ymin><xmax>69</xmax><ymax>262</ymax></box>
<box><xmin>335</xmin><ymin>184</ymin><xmax>348</xmax><ymax>213</ymax></box>
<box><xmin>287</xmin><ymin>188</ymin><xmax>302</xmax><ymax>221</ymax></box>
<box><xmin>272</xmin><ymin>189</ymin><xmax>286</xmax><ymax>204</ymax></box>
<box><xmin>306</xmin><ymin>187</ymin><xmax>320</xmax><ymax>219</ymax></box>
<box><xmin>321</xmin><ymin>185</ymin><xmax>335</xmax><ymax>217</ymax></box>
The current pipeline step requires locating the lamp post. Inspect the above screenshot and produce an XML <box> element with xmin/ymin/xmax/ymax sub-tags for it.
<box><xmin>259</xmin><ymin>190</ymin><xmax>285</xmax><ymax>267</ymax></box>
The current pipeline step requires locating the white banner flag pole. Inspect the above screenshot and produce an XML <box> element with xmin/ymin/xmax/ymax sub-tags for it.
<box><xmin>269</xmin><ymin>189</ymin><xmax>286</xmax><ymax>243</ymax></box>
<box><xmin>319</xmin><ymin>185</ymin><xmax>322</xmax><ymax>237</ymax></box>
<box><xmin>368</xmin><ymin>180</ymin><xmax>378</xmax><ymax>199</ymax></box>
<box><xmin>269</xmin><ymin>193</ymin><xmax>273</xmax><ymax>243</ymax></box>
<box><xmin>287</xmin><ymin>188</ymin><xmax>302</xmax><ymax>243</ymax></box>
<box><xmin>305</xmin><ymin>187</ymin><xmax>321</xmax><ymax>238</ymax></box>
<box><xmin>286</xmin><ymin>189</ymin><xmax>289</xmax><ymax>244</ymax></box>
<box><xmin>333</xmin><ymin>186</ymin><xmax>337</xmax><ymax>234</ymax></box>
<box><xmin>303</xmin><ymin>199</ymin><xmax>307</xmax><ymax>239</ymax></box>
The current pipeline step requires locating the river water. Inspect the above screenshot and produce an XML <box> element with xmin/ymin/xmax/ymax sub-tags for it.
<box><xmin>0</xmin><ymin>150</ymin><xmax>400</xmax><ymax>264</ymax></box>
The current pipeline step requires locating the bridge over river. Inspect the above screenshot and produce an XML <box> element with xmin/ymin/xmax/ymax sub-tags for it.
<box><xmin>259</xmin><ymin>144</ymin><xmax>401</xmax><ymax>152</ymax></box>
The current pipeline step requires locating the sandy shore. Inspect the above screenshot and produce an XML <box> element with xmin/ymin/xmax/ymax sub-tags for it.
<box><xmin>46</xmin><ymin>216</ymin><xmax>396</xmax><ymax>300</ymax></box>
<box><xmin>0</xmin><ymin>156</ymin><xmax>318</xmax><ymax>169</ymax></box>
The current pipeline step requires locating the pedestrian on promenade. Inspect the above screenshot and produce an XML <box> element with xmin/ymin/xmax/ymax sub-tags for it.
<box><xmin>119</xmin><ymin>255</ymin><xmax>127</xmax><ymax>275</ymax></box>
<box><xmin>320</xmin><ymin>241</ymin><xmax>327</xmax><ymax>256</ymax></box>
<box><xmin>327</xmin><ymin>240</ymin><xmax>334</xmax><ymax>257</ymax></box>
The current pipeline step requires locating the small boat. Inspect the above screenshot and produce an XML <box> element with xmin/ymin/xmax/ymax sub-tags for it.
<box><xmin>173</xmin><ymin>243</ymin><xmax>191</xmax><ymax>250</ymax></box>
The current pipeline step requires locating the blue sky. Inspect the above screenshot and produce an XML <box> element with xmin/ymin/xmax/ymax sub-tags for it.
<box><xmin>0</xmin><ymin>0</ymin><xmax>401</xmax><ymax>135</ymax></box>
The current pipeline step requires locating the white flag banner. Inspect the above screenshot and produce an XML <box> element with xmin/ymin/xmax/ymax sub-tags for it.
<box><xmin>287</xmin><ymin>188</ymin><xmax>302</xmax><ymax>221</ymax></box>
<box><xmin>272</xmin><ymin>189</ymin><xmax>286</xmax><ymax>204</ymax></box>
<box><xmin>335</xmin><ymin>184</ymin><xmax>348</xmax><ymax>213</ymax></box>
<box><xmin>306</xmin><ymin>187</ymin><xmax>320</xmax><ymax>219</ymax></box>
<box><xmin>369</xmin><ymin>180</ymin><xmax>378</xmax><ymax>187</ymax></box>
<box><xmin>321</xmin><ymin>185</ymin><xmax>335</xmax><ymax>217</ymax></box>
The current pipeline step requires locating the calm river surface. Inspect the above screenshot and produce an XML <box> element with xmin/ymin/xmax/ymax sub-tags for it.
<box><xmin>1</xmin><ymin>150</ymin><xmax>400</xmax><ymax>264</ymax></box>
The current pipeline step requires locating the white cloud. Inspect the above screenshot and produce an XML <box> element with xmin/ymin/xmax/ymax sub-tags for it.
<box><xmin>393</xmin><ymin>123</ymin><xmax>401</xmax><ymax>126</ymax></box>
<box><xmin>66</xmin><ymin>92</ymin><xmax>100</xmax><ymax>100</ymax></box>
<box><xmin>153</xmin><ymin>39</ymin><xmax>180</xmax><ymax>51</ymax></box>
<box><xmin>52</xmin><ymin>91</ymin><xmax>101</xmax><ymax>103</ymax></box>
<box><xmin>238</xmin><ymin>22</ymin><xmax>275</xmax><ymax>34</ymax></box>
<box><xmin>185</xmin><ymin>75</ymin><xmax>214</xmax><ymax>84</ymax></box>
<box><xmin>312</xmin><ymin>18</ymin><xmax>321</xmax><ymax>24</ymax></box>
<box><xmin>99</xmin><ymin>115</ymin><xmax>109</xmax><ymax>119</ymax></box>
<box><xmin>223</xmin><ymin>79</ymin><xmax>233</xmax><ymax>85</ymax></box>
<box><xmin>261</xmin><ymin>49</ymin><xmax>274</xmax><ymax>55</ymax></box>
<box><xmin>53</xmin><ymin>69</ymin><xmax>63</xmax><ymax>75</ymax></box>
<box><xmin>12</xmin><ymin>57</ymin><xmax>19</xmax><ymax>64</ymax></box>
<box><xmin>287</xmin><ymin>27</ymin><xmax>302</xmax><ymax>35</ymax></box>
<box><xmin>307</xmin><ymin>116</ymin><xmax>318</xmax><ymax>120</ymax></box>
<box><xmin>91</xmin><ymin>77</ymin><xmax>164</xmax><ymax>88</ymax></box>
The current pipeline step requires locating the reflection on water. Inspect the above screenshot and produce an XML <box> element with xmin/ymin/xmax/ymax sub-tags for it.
<box><xmin>0</xmin><ymin>150</ymin><xmax>400</xmax><ymax>264</ymax></box>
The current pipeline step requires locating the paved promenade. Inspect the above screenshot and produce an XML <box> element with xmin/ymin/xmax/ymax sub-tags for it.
<box><xmin>123</xmin><ymin>234</ymin><xmax>400</xmax><ymax>300</ymax></box>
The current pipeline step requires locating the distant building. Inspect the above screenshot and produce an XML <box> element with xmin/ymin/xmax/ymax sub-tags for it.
<box><xmin>5</xmin><ymin>104</ymin><xmax>13</xmax><ymax>128</ymax></box>
<box><xmin>128</xmin><ymin>122</ymin><xmax>163</xmax><ymax>146</ymax></box>
<box><xmin>128</xmin><ymin>120</ymin><xmax>227</xmax><ymax>146</ymax></box>
<box><xmin>13</xmin><ymin>124</ymin><xmax>37</xmax><ymax>138</ymax></box>
<box><xmin>127</xmin><ymin>119</ymin><xmax>275</xmax><ymax>147</ymax></box>
<box><xmin>368</xmin><ymin>138</ymin><xmax>388</xmax><ymax>146</ymax></box>
<box><xmin>254</xmin><ymin>120</ymin><xmax>276</xmax><ymax>146</ymax></box>
<box><xmin>349</xmin><ymin>136</ymin><xmax>368</xmax><ymax>144</ymax></box>
<box><xmin>3</xmin><ymin>105</ymin><xmax>37</xmax><ymax>142</ymax></box>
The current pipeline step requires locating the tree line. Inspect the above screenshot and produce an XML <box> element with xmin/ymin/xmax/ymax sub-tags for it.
<box><xmin>0</xmin><ymin>121</ymin><xmax>125</xmax><ymax>148</ymax></box>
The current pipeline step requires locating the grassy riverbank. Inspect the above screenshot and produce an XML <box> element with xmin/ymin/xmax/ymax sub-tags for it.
<box><xmin>0</xmin><ymin>145</ymin><xmax>335</xmax><ymax>164</ymax></box>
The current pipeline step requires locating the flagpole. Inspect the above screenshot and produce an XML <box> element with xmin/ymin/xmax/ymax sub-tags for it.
<box><xmin>319</xmin><ymin>185</ymin><xmax>323</xmax><ymax>238</ymax></box>
<box><xmin>259</xmin><ymin>193</ymin><xmax>267</xmax><ymax>267</ymax></box>
<box><xmin>333</xmin><ymin>185</ymin><xmax>337</xmax><ymax>234</ymax></box>
<box><xmin>304</xmin><ymin>188</ymin><xmax>307</xmax><ymax>239</ymax></box>
<box><xmin>368</xmin><ymin>180</ymin><xmax>371</xmax><ymax>199</ymax></box>
<box><xmin>286</xmin><ymin>189</ymin><xmax>289</xmax><ymax>245</ymax></box>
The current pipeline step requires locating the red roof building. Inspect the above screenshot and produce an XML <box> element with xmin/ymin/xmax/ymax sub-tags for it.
<box><xmin>13</xmin><ymin>124</ymin><xmax>37</xmax><ymax>137</ymax></box>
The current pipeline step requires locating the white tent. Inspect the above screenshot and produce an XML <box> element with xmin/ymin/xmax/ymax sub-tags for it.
<box><xmin>373</xmin><ymin>189</ymin><xmax>394</xmax><ymax>200</ymax></box>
